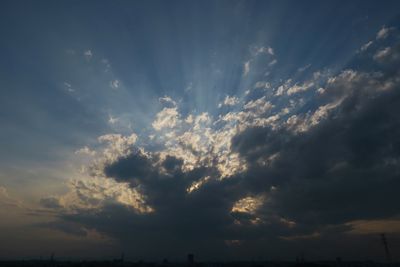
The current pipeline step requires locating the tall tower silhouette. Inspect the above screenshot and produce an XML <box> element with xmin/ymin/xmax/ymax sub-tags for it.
<box><xmin>380</xmin><ymin>233</ymin><xmax>391</xmax><ymax>262</ymax></box>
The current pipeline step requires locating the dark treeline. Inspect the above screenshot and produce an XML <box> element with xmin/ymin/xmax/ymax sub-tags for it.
<box><xmin>0</xmin><ymin>260</ymin><xmax>398</xmax><ymax>267</ymax></box>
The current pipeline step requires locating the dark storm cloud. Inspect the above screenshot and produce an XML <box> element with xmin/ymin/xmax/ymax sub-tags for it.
<box><xmin>104</xmin><ymin>150</ymin><xmax>153</xmax><ymax>181</ymax></box>
<box><xmin>74</xmin><ymin>146</ymin><xmax>287</xmax><ymax>258</ymax></box>
<box><xmin>162</xmin><ymin>155</ymin><xmax>184</xmax><ymax>172</ymax></box>
<box><xmin>233</xmin><ymin>76</ymin><xmax>400</xmax><ymax>229</ymax></box>
<box><xmin>104</xmin><ymin>152</ymin><xmax>240</xmax><ymax>238</ymax></box>
<box><xmin>60</xmin><ymin>180</ymin><xmax>243</xmax><ymax>258</ymax></box>
<box><xmin>40</xmin><ymin>196</ymin><xmax>63</xmax><ymax>209</ymax></box>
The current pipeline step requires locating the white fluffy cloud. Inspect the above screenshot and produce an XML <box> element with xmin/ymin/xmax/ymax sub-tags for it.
<box><xmin>251</xmin><ymin>46</ymin><xmax>274</xmax><ymax>56</ymax></box>
<box><xmin>110</xmin><ymin>79</ymin><xmax>120</xmax><ymax>89</ymax></box>
<box><xmin>243</xmin><ymin>96</ymin><xmax>273</xmax><ymax>114</ymax></box>
<box><xmin>361</xmin><ymin>41</ymin><xmax>373</xmax><ymax>52</ymax></box>
<box><xmin>83</xmin><ymin>49</ymin><xmax>93</xmax><ymax>60</ymax></box>
<box><xmin>243</xmin><ymin>61</ymin><xmax>250</xmax><ymax>76</ymax></box>
<box><xmin>97</xmin><ymin>133</ymin><xmax>138</xmax><ymax>163</ymax></box>
<box><xmin>376</xmin><ymin>26</ymin><xmax>392</xmax><ymax>40</ymax></box>
<box><xmin>231</xmin><ymin>194</ymin><xmax>266</xmax><ymax>215</ymax></box>
<box><xmin>75</xmin><ymin>146</ymin><xmax>96</xmax><ymax>156</ymax></box>
<box><xmin>159</xmin><ymin>95</ymin><xmax>177</xmax><ymax>106</ymax></box>
<box><xmin>374</xmin><ymin>47</ymin><xmax>392</xmax><ymax>61</ymax></box>
<box><xmin>218</xmin><ymin>95</ymin><xmax>240</xmax><ymax>108</ymax></box>
<box><xmin>152</xmin><ymin>107</ymin><xmax>180</xmax><ymax>130</ymax></box>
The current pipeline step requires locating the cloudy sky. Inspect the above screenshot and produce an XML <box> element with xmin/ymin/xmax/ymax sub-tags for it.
<box><xmin>1</xmin><ymin>0</ymin><xmax>400</xmax><ymax>262</ymax></box>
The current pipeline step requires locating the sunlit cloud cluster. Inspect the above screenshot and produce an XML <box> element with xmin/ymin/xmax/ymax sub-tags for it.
<box><xmin>28</xmin><ymin>23</ymin><xmax>400</xmax><ymax>259</ymax></box>
<box><xmin>56</xmin><ymin>24</ymin><xmax>400</xmax><ymax>221</ymax></box>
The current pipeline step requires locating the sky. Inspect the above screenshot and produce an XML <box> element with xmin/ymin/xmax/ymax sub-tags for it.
<box><xmin>1</xmin><ymin>0</ymin><xmax>400</xmax><ymax>262</ymax></box>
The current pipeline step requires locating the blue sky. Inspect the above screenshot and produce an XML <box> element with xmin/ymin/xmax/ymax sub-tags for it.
<box><xmin>1</xmin><ymin>0</ymin><xmax>400</xmax><ymax>261</ymax></box>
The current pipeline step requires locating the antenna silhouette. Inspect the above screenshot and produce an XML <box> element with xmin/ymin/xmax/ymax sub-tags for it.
<box><xmin>380</xmin><ymin>233</ymin><xmax>391</xmax><ymax>262</ymax></box>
